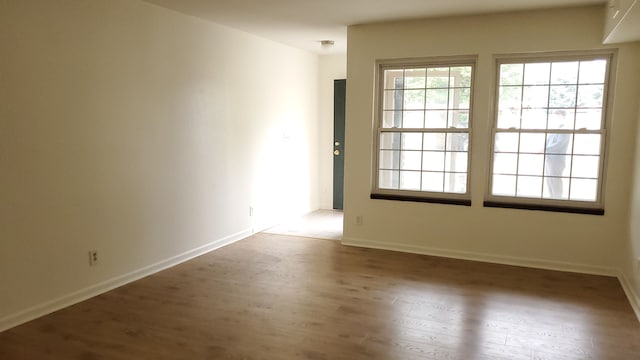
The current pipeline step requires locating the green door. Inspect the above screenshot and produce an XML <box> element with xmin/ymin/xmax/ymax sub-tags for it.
<box><xmin>333</xmin><ymin>79</ymin><xmax>346</xmax><ymax>210</ymax></box>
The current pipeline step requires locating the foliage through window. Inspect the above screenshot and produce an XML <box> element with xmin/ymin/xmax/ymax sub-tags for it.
<box><xmin>374</xmin><ymin>59</ymin><xmax>474</xmax><ymax>201</ymax></box>
<box><xmin>489</xmin><ymin>54</ymin><xmax>610</xmax><ymax>208</ymax></box>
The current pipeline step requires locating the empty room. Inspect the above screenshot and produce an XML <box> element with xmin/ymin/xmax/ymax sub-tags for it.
<box><xmin>1</xmin><ymin>0</ymin><xmax>640</xmax><ymax>359</ymax></box>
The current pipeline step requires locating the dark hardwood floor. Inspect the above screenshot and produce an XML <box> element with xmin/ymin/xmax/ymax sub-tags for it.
<box><xmin>1</xmin><ymin>232</ymin><xmax>639</xmax><ymax>359</ymax></box>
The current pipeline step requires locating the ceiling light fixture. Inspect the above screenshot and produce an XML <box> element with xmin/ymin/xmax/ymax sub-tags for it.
<box><xmin>320</xmin><ymin>40</ymin><xmax>335</xmax><ymax>49</ymax></box>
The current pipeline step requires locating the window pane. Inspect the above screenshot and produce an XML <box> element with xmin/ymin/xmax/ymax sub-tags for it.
<box><xmin>379</xmin><ymin>150</ymin><xmax>400</xmax><ymax>170</ymax></box>
<box><xmin>518</xmin><ymin>154</ymin><xmax>543</xmax><ymax>176</ymax></box>
<box><xmin>404</xmin><ymin>68</ymin><xmax>426</xmax><ymax>89</ymax></box>
<box><xmin>517</xmin><ymin>175</ymin><xmax>543</xmax><ymax>198</ymax></box>
<box><xmin>522</xmin><ymin>85</ymin><xmax>549</xmax><ymax>108</ymax></box>
<box><xmin>426</xmin><ymin>89</ymin><xmax>449</xmax><ymax>109</ymax></box>
<box><xmin>401</xmin><ymin>151</ymin><xmax>422</xmax><ymax>171</ymax></box>
<box><xmin>549</xmin><ymin>85</ymin><xmax>577</xmax><ymax>108</ymax></box>
<box><xmin>545</xmin><ymin>133</ymin><xmax>572</xmax><ymax>155</ymax></box>
<box><xmin>569</xmin><ymin>178</ymin><xmax>598</xmax><ymax>201</ymax></box>
<box><xmin>400</xmin><ymin>171</ymin><xmax>421</xmax><ymax>190</ymax></box>
<box><xmin>402</xmin><ymin>133</ymin><xmax>423</xmax><ymax>150</ymax></box>
<box><xmin>449</xmin><ymin>88</ymin><xmax>470</xmax><ymax>109</ymax></box>
<box><xmin>577</xmin><ymin>85</ymin><xmax>604</xmax><ymax>108</ymax></box>
<box><xmin>495</xmin><ymin>132</ymin><xmax>519</xmax><ymax>153</ymax></box>
<box><xmin>422</xmin><ymin>151</ymin><xmax>445</xmax><ymax>171</ymax></box>
<box><xmin>402</xmin><ymin>111</ymin><xmax>424</xmax><ymax>128</ymax></box>
<box><xmin>383</xmin><ymin>69</ymin><xmax>404</xmax><ymax>90</ymax></box>
<box><xmin>426</xmin><ymin>67</ymin><xmax>450</xmax><ymax>88</ymax></box>
<box><xmin>380</xmin><ymin>132</ymin><xmax>400</xmax><ymax>150</ymax></box>
<box><xmin>422</xmin><ymin>172</ymin><xmax>444</xmax><ymax>192</ymax></box>
<box><xmin>497</xmin><ymin>108</ymin><xmax>521</xmax><ymax>129</ymax></box>
<box><xmin>424</xmin><ymin>110</ymin><xmax>447</xmax><ymax>128</ymax></box>
<box><xmin>449</xmin><ymin>110</ymin><xmax>469</xmax><ymax>128</ymax></box>
<box><xmin>575</xmin><ymin>109</ymin><xmax>602</xmax><ymax>130</ymax></box>
<box><xmin>494</xmin><ymin>153</ymin><xmax>518</xmax><ymax>174</ymax></box>
<box><xmin>543</xmin><ymin>177</ymin><xmax>568</xmax><ymax>199</ymax></box>
<box><xmin>544</xmin><ymin>155</ymin><xmax>571</xmax><ymax>177</ymax></box>
<box><xmin>379</xmin><ymin>170</ymin><xmax>399</xmax><ymax>189</ymax></box>
<box><xmin>383</xmin><ymin>90</ymin><xmax>402</xmax><ymax>110</ymax></box>
<box><xmin>493</xmin><ymin>174</ymin><xmax>517</xmax><ymax>196</ymax></box>
<box><xmin>571</xmin><ymin>155</ymin><xmax>599</xmax><ymax>178</ymax></box>
<box><xmin>579</xmin><ymin>60</ymin><xmax>606</xmax><ymax>84</ymax></box>
<box><xmin>404</xmin><ymin>89</ymin><xmax>425</xmax><ymax>110</ymax></box>
<box><xmin>445</xmin><ymin>152</ymin><xmax>468</xmax><ymax>172</ymax></box>
<box><xmin>519</xmin><ymin>133</ymin><xmax>545</xmax><ymax>153</ymax></box>
<box><xmin>445</xmin><ymin>173</ymin><xmax>467</xmax><ymax>193</ymax></box>
<box><xmin>573</xmin><ymin>134</ymin><xmax>600</xmax><ymax>155</ymax></box>
<box><xmin>423</xmin><ymin>133</ymin><xmax>446</xmax><ymax>151</ymax></box>
<box><xmin>500</xmin><ymin>64</ymin><xmax>523</xmax><ymax>85</ymax></box>
<box><xmin>499</xmin><ymin>86</ymin><xmax>522</xmax><ymax>109</ymax></box>
<box><xmin>382</xmin><ymin>111</ymin><xmax>402</xmax><ymax>128</ymax></box>
<box><xmin>447</xmin><ymin>133</ymin><xmax>469</xmax><ymax>151</ymax></box>
<box><xmin>523</xmin><ymin>63</ymin><xmax>550</xmax><ymax>85</ymax></box>
<box><xmin>451</xmin><ymin>66</ymin><xmax>472</xmax><ymax>87</ymax></box>
<box><xmin>521</xmin><ymin>109</ymin><xmax>547</xmax><ymax>129</ymax></box>
<box><xmin>550</xmin><ymin>62</ymin><xmax>579</xmax><ymax>84</ymax></box>
<box><xmin>548</xmin><ymin>109</ymin><xmax>575</xmax><ymax>130</ymax></box>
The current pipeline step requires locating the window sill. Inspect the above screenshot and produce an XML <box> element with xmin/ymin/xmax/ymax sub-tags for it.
<box><xmin>483</xmin><ymin>201</ymin><xmax>604</xmax><ymax>215</ymax></box>
<box><xmin>370</xmin><ymin>193</ymin><xmax>471</xmax><ymax>206</ymax></box>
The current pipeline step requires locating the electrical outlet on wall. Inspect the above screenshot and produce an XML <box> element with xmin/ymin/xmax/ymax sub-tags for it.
<box><xmin>89</xmin><ymin>250</ymin><xmax>99</xmax><ymax>266</ymax></box>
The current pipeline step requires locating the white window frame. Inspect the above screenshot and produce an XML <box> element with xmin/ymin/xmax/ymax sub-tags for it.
<box><xmin>486</xmin><ymin>51</ymin><xmax>614</xmax><ymax>213</ymax></box>
<box><xmin>372</xmin><ymin>56</ymin><xmax>476</xmax><ymax>204</ymax></box>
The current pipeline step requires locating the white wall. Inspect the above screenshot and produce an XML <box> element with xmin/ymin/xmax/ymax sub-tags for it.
<box><xmin>318</xmin><ymin>55</ymin><xmax>347</xmax><ymax>209</ymax></box>
<box><xmin>344</xmin><ymin>6</ymin><xmax>640</xmax><ymax>276</ymax></box>
<box><xmin>0</xmin><ymin>0</ymin><xmax>319</xmax><ymax>329</ymax></box>
<box><xmin>627</xmin><ymin>95</ymin><xmax>640</xmax><ymax>316</ymax></box>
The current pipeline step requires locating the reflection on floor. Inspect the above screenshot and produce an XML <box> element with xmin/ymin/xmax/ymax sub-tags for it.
<box><xmin>2</xmin><ymin>233</ymin><xmax>638</xmax><ymax>359</ymax></box>
<box><xmin>263</xmin><ymin>209</ymin><xmax>343</xmax><ymax>240</ymax></box>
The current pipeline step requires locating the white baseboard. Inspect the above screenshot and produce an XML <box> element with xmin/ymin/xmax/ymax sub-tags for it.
<box><xmin>618</xmin><ymin>270</ymin><xmax>640</xmax><ymax>322</ymax></box>
<box><xmin>0</xmin><ymin>229</ymin><xmax>252</xmax><ymax>333</ymax></box>
<box><xmin>342</xmin><ymin>237</ymin><xmax>617</xmax><ymax>276</ymax></box>
<box><xmin>4</xmin><ymin>231</ymin><xmax>637</xmax><ymax>333</ymax></box>
<box><xmin>342</xmin><ymin>237</ymin><xmax>640</xmax><ymax>322</ymax></box>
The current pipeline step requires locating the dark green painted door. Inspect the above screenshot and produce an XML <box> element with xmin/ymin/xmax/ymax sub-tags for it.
<box><xmin>333</xmin><ymin>79</ymin><xmax>346</xmax><ymax>210</ymax></box>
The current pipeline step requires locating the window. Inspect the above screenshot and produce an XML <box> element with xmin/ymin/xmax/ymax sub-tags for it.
<box><xmin>372</xmin><ymin>58</ymin><xmax>475</xmax><ymax>204</ymax></box>
<box><xmin>487</xmin><ymin>53</ymin><xmax>611</xmax><ymax>213</ymax></box>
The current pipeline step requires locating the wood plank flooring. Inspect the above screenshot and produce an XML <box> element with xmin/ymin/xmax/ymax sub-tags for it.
<box><xmin>1</xmin><ymin>233</ymin><xmax>639</xmax><ymax>359</ymax></box>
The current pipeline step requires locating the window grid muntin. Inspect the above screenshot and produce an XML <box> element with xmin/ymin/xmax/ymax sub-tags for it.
<box><xmin>377</xmin><ymin>125</ymin><xmax>470</xmax><ymax>194</ymax></box>
<box><xmin>493</xmin><ymin>128</ymin><xmax>604</xmax><ymax>200</ymax></box>
<box><xmin>375</xmin><ymin>60</ymin><xmax>474</xmax><ymax>197</ymax></box>
<box><xmin>490</xmin><ymin>54</ymin><xmax>609</xmax><ymax>206</ymax></box>
<box><xmin>498</xmin><ymin>59</ymin><xmax>606</xmax><ymax>131</ymax></box>
<box><xmin>380</xmin><ymin>63</ymin><xmax>473</xmax><ymax>129</ymax></box>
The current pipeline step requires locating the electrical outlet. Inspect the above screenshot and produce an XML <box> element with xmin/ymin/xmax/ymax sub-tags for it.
<box><xmin>89</xmin><ymin>250</ymin><xmax>99</xmax><ymax>266</ymax></box>
<box><xmin>356</xmin><ymin>216</ymin><xmax>363</xmax><ymax>226</ymax></box>
<box><xmin>249</xmin><ymin>206</ymin><xmax>254</xmax><ymax>217</ymax></box>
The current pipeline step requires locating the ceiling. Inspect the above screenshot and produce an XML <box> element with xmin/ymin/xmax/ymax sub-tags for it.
<box><xmin>143</xmin><ymin>0</ymin><xmax>606</xmax><ymax>54</ymax></box>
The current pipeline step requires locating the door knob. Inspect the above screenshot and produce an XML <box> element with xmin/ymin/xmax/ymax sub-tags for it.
<box><xmin>334</xmin><ymin>150</ymin><xmax>340</xmax><ymax>156</ymax></box>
